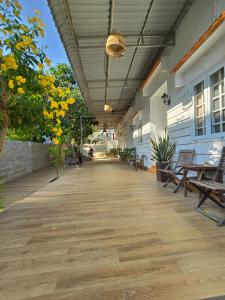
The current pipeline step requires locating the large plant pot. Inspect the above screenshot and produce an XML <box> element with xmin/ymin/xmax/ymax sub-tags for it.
<box><xmin>156</xmin><ymin>161</ymin><xmax>169</xmax><ymax>182</ymax></box>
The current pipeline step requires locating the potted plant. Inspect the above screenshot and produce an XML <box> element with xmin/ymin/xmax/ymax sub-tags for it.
<box><xmin>151</xmin><ymin>131</ymin><xmax>176</xmax><ymax>182</ymax></box>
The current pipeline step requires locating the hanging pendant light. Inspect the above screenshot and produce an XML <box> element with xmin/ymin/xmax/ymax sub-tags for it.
<box><xmin>106</xmin><ymin>32</ymin><xmax>126</xmax><ymax>58</ymax></box>
<box><xmin>104</xmin><ymin>103</ymin><xmax>113</xmax><ymax>112</ymax></box>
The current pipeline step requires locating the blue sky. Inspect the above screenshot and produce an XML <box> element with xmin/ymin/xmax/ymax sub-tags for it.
<box><xmin>20</xmin><ymin>0</ymin><xmax>69</xmax><ymax>66</ymax></box>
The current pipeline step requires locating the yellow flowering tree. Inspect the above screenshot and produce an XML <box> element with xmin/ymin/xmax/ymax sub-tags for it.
<box><xmin>42</xmin><ymin>86</ymin><xmax>75</xmax><ymax>145</ymax></box>
<box><xmin>0</xmin><ymin>0</ymin><xmax>75</xmax><ymax>150</ymax></box>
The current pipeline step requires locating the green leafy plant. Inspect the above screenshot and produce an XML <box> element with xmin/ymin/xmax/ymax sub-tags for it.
<box><xmin>48</xmin><ymin>145</ymin><xmax>63</xmax><ymax>179</ymax></box>
<box><xmin>119</xmin><ymin>148</ymin><xmax>136</xmax><ymax>161</ymax></box>
<box><xmin>151</xmin><ymin>131</ymin><xmax>176</xmax><ymax>162</ymax></box>
<box><xmin>64</xmin><ymin>147</ymin><xmax>73</xmax><ymax>157</ymax></box>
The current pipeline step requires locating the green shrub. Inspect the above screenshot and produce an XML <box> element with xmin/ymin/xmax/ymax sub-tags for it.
<box><xmin>119</xmin><ymin>148</ymin><xmax>136</xmax><ymax>160</ymax></box>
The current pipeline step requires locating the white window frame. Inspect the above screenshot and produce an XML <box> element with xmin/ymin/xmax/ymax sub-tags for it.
<box><xmin>190</xmin><ymin>73</ymin><xmax>208</xmax><ymax>140</ymax></box>
<box><xmin>210</xmin><ymin>67</ymin><xmax>225</xmax><ymax>134</ymax></box>
<box><xmin>138</xmin><ymin>124</ymin><xmax>143</xmax><ymax>145</ymax></box>
<box><xmin>194</xmin><ymin>81</ymin><xmax>206</xmax><ymax>136</ymax></box>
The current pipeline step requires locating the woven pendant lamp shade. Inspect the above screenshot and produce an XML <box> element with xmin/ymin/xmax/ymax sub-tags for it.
<box><xmin>104</xmin><ymin>104</ymin><xmax>113</xmax><ymax>112</ymax></box>
<box><xmin>106</xmin><ymin>33</ymin><xmax>126</xmax><ymax>58</ymax></box>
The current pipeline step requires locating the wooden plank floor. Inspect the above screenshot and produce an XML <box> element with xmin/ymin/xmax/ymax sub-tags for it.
<box><xmin>1</xmin><ymin>159</ymin><xmax>225</xmax><ymax>300</ymax></box>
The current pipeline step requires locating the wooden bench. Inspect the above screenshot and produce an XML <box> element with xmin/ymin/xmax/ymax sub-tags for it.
<box><xmin>189</xmin><ymin>147</ymin><xmax>225</xmax><ymax>227</ymax></box>
<box><xmin>160</xmin><ymin>149</ymin><xmax>195</xmax><ymax>193</ymax></box>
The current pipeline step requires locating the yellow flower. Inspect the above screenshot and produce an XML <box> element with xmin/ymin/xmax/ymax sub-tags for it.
<box><xmin>1</xmin><ymin>63</ymin><xmax>8</xmax><ymax>72</ymax></box>
<box><xmin>52</xmin><ymin>127</ymin><xmax>62</xmax><ymax>136</ymax></box>
<box><xmin>44</xmin><ymin>58</ymin><xmax>51</xmax><ymax>66</ymax></box>
<box><xmin>17</xmin><ymin>87</ymin><xmax>25</xmax><ymax>94</ymax></box>
<box><xmin>20</xmin><ymin>25</ymin><xmax>28</xmax><ymax>32</ymax></box>
<box><xmin>50</xmin><ymin>101</ymin><xmax>58</xmax><ymax>109</ymax></box>
<box><xmin>64</xmin><ymin>88</ymin><xmax>70</xmax><ymax>95</ymax></box>
<box><xmin>56</xmin><ymin>87</ymin><xmax>65</xmax><ymax>97</ymax></box>
<box><xmin>38</xmin><ymin>62</ymin><xmax>44</xmax><ymax>71</ymax></box>
<box><xmin>4</xmin><ymin>55</ymin><xmax>18</xmax><ymax>70</ymax></box>
<box><xmin>39</xmin><ymin>20</ymin><xmax>46</xmax><ymax>28</ymax></box>
<box><xmin>30</xmin><ymin>44</ymin><xmax>38</xmax><ymax>54</ymax></box>
<box><xmin>38</xmin><ymin>75</ymin><xmax>49</xmax><ymax>87</ymax></box>
<box><xmin>15</xmin><ymin>42</ymin><xmax>23</xmax><ymax>50</ymax></box>
<box><xmin>21</xmin><ymin>35</ymin><xmax>33</xmax><ymax>47</ymax></box>
<box><xmin>13</xmin><ymin>10</ymin><xmax>20</xmax><ymax>17</ymax></box>
<box><xmin>57</xmin><ymin>118</ymin><xmax>61</xmax><ymax>125</ymax></box>
<box><xmin>60</xmin><ymin>102</ymin><xmax>68</xmax><ymax>110</ymax></box>
<box><xmin>67</xmin><ymin>97</ymin><xmax>75</xmax><ymax>105</ymax></box>
<box><xmin>28</xmin><ymin>16</ymin><xmax>38</xmax><ymax>23</ymax></box>
<box><xmin>15</xmin><ymin>1</ymin><xmax>22</xmax><ymax>9</ymax></box>
<box><xmin>52</xmin><ymin>137</ymin><xmax>59</xmax><ymax>145</ymax></box>
<box><xmin>34</xmin><ymin>9</ymin><xmax>41</xmax><ymax>15</ymax></box>
<box><xmin>56</xmin><ymin>128</ymin><xmax>62</xmax><ymax>136</ymax></box>
<box><xmin>16</xmin><ymin>75</ymin><xmax>26</xmax><ymax>85</ymax></box>
<box><xmin>43</xmin><ymin>110</ymin><xmax>49</xmax><ymax>117</ymax></box>
<box><xmin>43</xmin><ymin>110</ymin><xmax>53</xmax><ymax>119</ymax></box>
<box><xmin>8</xmin><ymin>80</ymin><xmax>14</xmax><ymax>89</ymax></box>
<box><xmin>38</xmin><ymin>28</ymin><xmax>44</xmax><ymax>38</ymax></box>
<box><xmin>46</xmin><ymin>75</ymin><xmax>55</xmax><ymax>83</ymax></box>
<box><xmin>55</xmin><ymin>110</ymin><xmax>65</xmax><ymax>117</ymax></box>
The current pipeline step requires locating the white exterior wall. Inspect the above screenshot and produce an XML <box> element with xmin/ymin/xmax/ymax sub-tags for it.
<box><xmin>118</xmin><ymin>0</ymin><xmax>225</xmax><ymax>167</ymax></box>
<box><xmin>165</xmin><ymin>0</ymin><xmax>225</xmax><ymax>163</ymax></box>
<box><xmin>118</xmin><ymin>88</ymin><xmax>167</xmax><ymax>167</ymax></box>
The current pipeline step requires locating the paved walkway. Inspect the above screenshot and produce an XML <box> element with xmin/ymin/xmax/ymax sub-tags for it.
<box><xmin>0</xmin><ymin>159</ymin><xmax>225</xmax><ymax>300</ymax></box>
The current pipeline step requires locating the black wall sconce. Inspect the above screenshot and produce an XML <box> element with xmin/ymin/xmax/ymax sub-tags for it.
<box><xmin>161</xmin><ymin>93</ymin><xmax>171</xmax><ymax>105</ymax></box>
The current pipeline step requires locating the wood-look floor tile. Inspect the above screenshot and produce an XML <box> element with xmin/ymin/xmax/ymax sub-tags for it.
<box><xmin>1</xmin><ymin>159</ymin><xmax>225</xmax><ymax>300</ymax></box>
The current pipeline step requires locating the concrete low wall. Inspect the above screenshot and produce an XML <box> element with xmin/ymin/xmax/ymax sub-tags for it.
<box><xmin>0</xmin><ymin>140</ymin><xmax>50</xmax><ymax>182</ymax></box>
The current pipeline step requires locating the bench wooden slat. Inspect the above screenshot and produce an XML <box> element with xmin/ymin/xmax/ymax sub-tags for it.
<box><xmin>189</xmin><ymin>179</ymin><xmax>225</xmax><ymax>192</ymax></box>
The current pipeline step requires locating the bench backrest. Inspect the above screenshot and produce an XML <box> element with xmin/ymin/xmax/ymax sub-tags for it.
<box><xmin>214</xmin><ymin>146</ymin><xmax>225</xmax><ymax>181</ymax></box>
<box><xmin>175</xmin><ymin>149</ymin><xmax>195</xmax><ymax>168</ymax></box>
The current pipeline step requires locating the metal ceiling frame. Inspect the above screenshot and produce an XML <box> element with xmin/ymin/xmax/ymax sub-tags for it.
<box><xmin>115</xmin><ymin>0</ymin><xmax>194</xmax><ymax>111</ymax></box>
<box><xmin>88</xmin><ymin>79</ymin><xmax>142</xmax><ymax>83</ymax></box>
<box><xmin>78</xmin><ymin>34</ymin><xmax>174</xmax><ymax>39</ymax></box>
<box><xmin>115</xmin><ymin>0</ymin><xmax>155</xmax><ymax>110</ymax></box>
<box><xmin>154</xmin><ymin>0</ymin><xmax>194</xmax><ymax>63</ymax></box>
<box><xmin>48</xmin><ymin>0</ymin><xmax>195</xmax><ymax>127</ymax></box>
<box><xmin>104</xmin><ymin>0</ymin><xmax>116</xmax><ymax>108</ymax></box>
<box><xmin>79</xmin><ymin>41</ymin><xmax>175</xmax><ymax>49</ymax></box>
<box><xmin>89</xmin><ymin>85</ymin><xmax>138</xmax><ymax>90</ymax></box>
<box><xmin>57</xmin><ymin>0</ymin><xmax>95</xmax><ymax>113</ymax></box>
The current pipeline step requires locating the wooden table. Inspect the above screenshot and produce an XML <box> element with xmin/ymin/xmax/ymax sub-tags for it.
<box><xmin>182</xmin><ymin>164</ymin><xmax>218</xmax><ymax>197</ymax></box>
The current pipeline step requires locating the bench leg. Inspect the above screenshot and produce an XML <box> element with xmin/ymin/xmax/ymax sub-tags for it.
<box><xmin>197</xmin><ymin>190</ymin><xmax>210</xmax><ymax>208</ymax></box>
<box><xmin>218</xmin><ymin>218</ymin><xmax>225</xmax><ymax>227</ymax></box>
<box><xmin>163</xmin><ymin>178</ymin><xmax>171</xmax><ymax>188</ymax></box>
<box><xmin>208</xmin><ymin>194</ymin><xmax>225</xmax><ymax>208</ymax></box>
<box><xmin>195</xmin><ymin>188</ymin><xmax>225</xmax><ymax>227</ymax></box>
<box><xmin>173</xmin><ymin>181</ymin><xmax>182</xmax><ymax>193</ymax></box>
